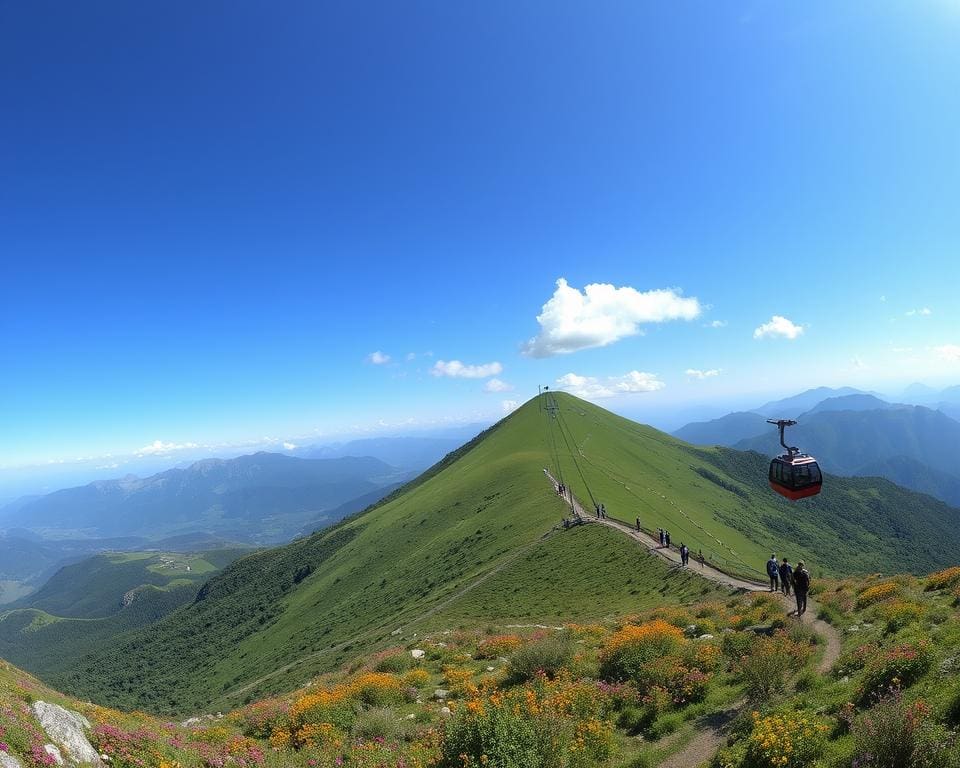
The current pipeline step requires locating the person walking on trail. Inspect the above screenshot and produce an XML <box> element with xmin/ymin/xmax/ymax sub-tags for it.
<box><xmin>779</xmin><ymin>558</ymin><xmax>793</xmax><ymax>596</ymax></box>
<box><xmin>658</xmin><ymin>528</ymin><xmax>664</xmax><ymax>546</ymax></box>
<box><xmin>636</xmin><ymin>517</ymin><xmax>641</xmax><ymax>532</ymax></box>
<box><xmin>664</xmin><ymin>531</ymin><xmax>671</xmax><ymax>549</ymax></box>
<box><xmin>766</xmin><ymin>554</ymin><xmax>780</xmax><ymax>592</ymax></box>
<box><xmin>680</xmin><ymin>543</ymin><xmax>689</xmax><ymax>566</ymax></box>
<box><xmin>697</xmin><ymin>549</ymin><xmax>705</xmax><ymax>569</ymax></box>
<box><xmin>793</xmin><ymin>561</ymin><xmax>811</xmax><ymax>616</ymax></box>
<box><xmin>595</xmin><ymin>504</ymin><xmax>600</xmax><ymax>518</ymax></box>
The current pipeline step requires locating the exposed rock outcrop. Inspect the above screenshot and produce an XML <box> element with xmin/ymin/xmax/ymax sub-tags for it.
<box><xmin>30</xmin><ymin>701</ymin><xmax>102</xmax><ymax>765</ymax></box>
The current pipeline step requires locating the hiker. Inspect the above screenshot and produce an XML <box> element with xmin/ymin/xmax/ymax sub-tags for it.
<box><xmin>766</xmin><ymin>554</ymin><xmax>780</xmax><ymax>592</ymax></box>
<box><xmin>680</xmin><ymin>543</ymin><xmax>689</xmax><ymax>566</ymax></box>
<box><xmin>697</xmin><ymin>549</ymin><xmax>705</xmax><ymax>569</ymax></box>
<box><xmin>658</xmin><ymin>528</ymin><xmax>664</xmax><ymax>546</ymax></box>
<box><xmin>664</xmin><ymin>531</ymin><xmax>671</xmax><ymax>549</ymax></box>
<box><xmin>600</xmin><ymin>504</ymin><xmax>607</xmax><ymax>519</ymax></box>
<box><xmin>595</xmin><ymin>504</ymin><xmax>600</xmax><ymax>518</ymax></box>
<box><xmin>779</xmin><ymin>558</ymin><xmax>793</xmax><ymax>596</ymax></box>
<box><xmin>793</xmin><ymin>561</ymin><xmax>811</xmax><ymax>616</ymax></box>
<box><xmin>635</xmin><ymin>517</ymin><xmax>641</xmax><ymax>532</ymax></box>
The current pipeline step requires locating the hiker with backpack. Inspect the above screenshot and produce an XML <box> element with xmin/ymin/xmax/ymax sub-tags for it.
<box><xmin>779</xmin><ymin>558</ymin><xmax>793</xmax><ymax>596</ymax></box>
<box><xmin>792</xmin><ymin>561</ymin><xmax>811</xmax><ymax>616</ymax></box>
<box><xmin>766</xmin><ymin>554</ymin><xmax>780</xmax><ymax>592</ymax></box>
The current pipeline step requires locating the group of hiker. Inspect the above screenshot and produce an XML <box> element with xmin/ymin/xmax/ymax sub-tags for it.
<box><xmin>594</xmin><ymin>503</ymin><xmax>607</xmax><ymax>519</ymax></box>
<box><xmin>766</xmin><ymin>554</ymin><xmax>811</xmax><ymax>616</ymax></box>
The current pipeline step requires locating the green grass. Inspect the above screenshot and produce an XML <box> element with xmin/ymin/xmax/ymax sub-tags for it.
<box><xmin>42</xmin><ymin>393</ymin><xmax>960</xmax><ymax>716</ymax></box>
<box><xmin>421</xmin><ymin>523</ymin><xmax>730</xmax><ymax>628</ymax></box>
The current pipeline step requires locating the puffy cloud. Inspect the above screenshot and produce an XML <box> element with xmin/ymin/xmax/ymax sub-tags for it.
<box><xmin>522</xmin><ymin>278</ymin><xmax>701</xmax><ymax>357</ymax></box>
<box><xmin>705</xmin><ymin>320</ymin><xmax>727</xmax><ymax>328</ymax></box>
<box><xmin>686</xmin><ymin>368</ymin><xmax>721</xmax><ymax>380</ymax></box>
<box><xmin>283</xmin><ymin>442</ymin><xmax>297</xmax><ymax>450</ymax></box>
<box><xmin>905</xmin><ymin>307</ymin><xmax>932</xmax><ymax>317</ymax></box>
<box><xmin>753</xmin><ymin>315</ymin><xmax>805</xmax><ymax>340</ymax></box>
<box><xmin>935</xmin><ymin>344</ymin><xmax>960</xmax><ymax>362</ymax></box>
<box><xmin>135</xmin><ymin>440</ymin><xmax>199</xmax><ymax>457</ymax></box>
<box><xmin>556</xmin><ymin>370</ymin><xmax>665</xmax><ymax>400</ymax></box>
<box><xmin>367</xmin><ymin>351</ymin><xmax>391</xmax><ymax>364</ymax></box>
<box><xmin>484</xmin><ymin>378</ymin><xmax>514</xmax><ymax>393</ymax></box>
<box><xmin>502</xmin><ymin>400</ymin><xmax>520</xmax><ymax>414</ymax></box>
<box><xmin>431</xmin><ymin>360</ymin><xmax>503</xmax><ymax>378</ymax></box>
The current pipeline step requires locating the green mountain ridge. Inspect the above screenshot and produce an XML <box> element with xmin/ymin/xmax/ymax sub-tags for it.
<box><xmin>25</xmin><ymin>393</ymin><xmax>960</xmax><ymax>717</ymax></box>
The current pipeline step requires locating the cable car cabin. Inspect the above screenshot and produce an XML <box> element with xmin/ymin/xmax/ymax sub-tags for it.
<box><xmin>768</xmin><ymin>455</ymin><xmax>822</xmax><ymax>501</ymax></box>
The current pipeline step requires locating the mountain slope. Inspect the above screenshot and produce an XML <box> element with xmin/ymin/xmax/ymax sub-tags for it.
<box><xmin>672</xmin><ymin>411</ymin><xmax>769</xmax><ymax>446</ymax></box>
<box><xmin>755</xmin><ymin>386</ymin><xmax>869</xmax><ymax>417</ymax></box>
<box><xmin>295</xmin><ymin>436</ymin><xmax>464</xmax><ymax>470</ymax></box>
<box><xmin>801</xmin><ymin>393</ymin><xmax>895</xmax><ymax>415</ymax></box>
<box><xmin>0</xmin><ymin>550</ymin><xmax>246</xmax><ymax>679</ymax></box>
<box><xmin>45</xmin><ymin>394</ymin><xmax>960</xmax><ymax>715</ymax></box>
<box><xmin>2</xmin><ymin>452</ymin><xmax>404</xmax><ymax>543</ymax></box>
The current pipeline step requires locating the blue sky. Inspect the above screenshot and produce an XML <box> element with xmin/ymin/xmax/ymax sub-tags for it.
<box><xmin>3</xmin><ymin>1</ymin><xmax>960</xmax><ymax>479</ymax></box>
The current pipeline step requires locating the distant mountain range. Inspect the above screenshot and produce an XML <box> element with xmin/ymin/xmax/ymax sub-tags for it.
<box><xmin>674</xmin><ymin>387</ymin><xmax>960</xmax><ymax>507</ymax></box>
<box><xmin>0</xmin><ymin>452</ymin><xmax>408</xmax><ymax>544</ymax></box>
<box><xmin>292</xmin><ymin>436</ymin><xmax>463</xmax><ymax>471</ymax></box>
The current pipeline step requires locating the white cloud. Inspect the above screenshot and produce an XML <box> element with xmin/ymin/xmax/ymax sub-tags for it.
<box><xmin>556</xmin><ymin>370</ymin><xmax>665</xmax><ymax>400</ymax></box>
<box><xmin>753</xmin><ymin>315</ymin><xmax>805</xmax><ymax>340</ymax></box>
<box><xmin>522</xmin><ymin>278</ymin><xmax>701</xmax><ymax>357</ymax></box>
<box><xmin>880</xmin><ymin>295</ymin><xmax>887</xmax><ymax>302</ymax></box>
<box><xmin>484</xmin><ymin>378</ymin><xmax>514</xmax><ymax>393</ymax></box>
<box><xmin>283</xmin><ymin>442</ymin><xmax>297</xmax><ymax>450</ymax></box>
<box><xmin>135</xmin><ymin>440</ymin><xmax>199</xmax><ymax>457</ymax></box>
<box><xmin>935</xmin><ymin>344</ymin><xmax>960</xmax><ymax>362</ymax></box>
<box><xmin>851</xmin><ymin>356</ymin><xmax>866</xmax><ymax>370</ymax></box>
<box><xmin>905</xmin><ymin>307</ymin><xmax>932</xmax><ymax>317</ymax></box>
<box><xmin>705</xmin><ymin>320</ymin><xmax>727</xmax><ymax>328</ymax></box>
<box><xmin>686</xmin><ymin>368</ymin><xmax>721</xmax><ymax>380</ymax></box>
<box><xmin>367</xmin><ymin>351</ymin><xmax>391</xmax><ymax>364</ymax></box>
<box><xmin>405</xmin><ymin>352</ymin><xmax>417</xmax><ymax>361</ymax></box>
<box><xmin>502</xmin><ymin>400</ymin><xmax>520</xmax><ymax>414</ymax></box>
<box><xmin>431</xmin><ymin>360</ymin><xmax>503</xmax><ymax>379</ymax></box>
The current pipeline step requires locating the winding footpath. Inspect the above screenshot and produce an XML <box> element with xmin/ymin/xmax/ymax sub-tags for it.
<box><xmin>546</xmin><ymin>469</ymin><xmax>842</xmax><ymax>768</ymax></box>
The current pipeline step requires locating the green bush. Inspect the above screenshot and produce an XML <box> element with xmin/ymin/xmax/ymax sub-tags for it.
<box><xmin>850</xmin><ymin>690</ymin><xmax>958</xmax><ymax>768</ymax></box>
<box><xmin>507</xmin><ymin>632</ymin><xmax>575</xmax><ymax>683</ymax></box>
<box><xmin>721</xmin><ymin>631</ymin><xmax>755</xmax><ymax>661</ymax></box>
<box><xmin>857</xmin><ymin>642</ymin><xmax>932</xmax><ymax>705</ymax></box>
<box><xmin>351</xmin><ymin>707</ymin><xmax>400</xmax><ymax>741</ymax></box>
<box><xmin>375</xmin><ymin>653</ymin><xmax>414</xmax><ymax>674</ymax></box>
<box><xmin>738</xmin><ymin>633</ymin><xmax>808</xmax><ymax>701</ymax></box>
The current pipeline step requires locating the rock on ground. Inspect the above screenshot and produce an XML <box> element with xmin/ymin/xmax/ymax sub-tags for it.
<box><xmin>1</xmin><ymin>752</ymin><xmax>24</xmax><ymax>768</ymax></box>
<box><xmin>31</xmin><ymin>701</ymin><xmax>102</xmax><ymax>765</ymax></box>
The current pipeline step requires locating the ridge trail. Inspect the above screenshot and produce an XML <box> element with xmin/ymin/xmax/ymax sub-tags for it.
<box><xmin>545</xmin><ymin>468</ymin><xmax>842</xmax><ymax>768</ymax></box>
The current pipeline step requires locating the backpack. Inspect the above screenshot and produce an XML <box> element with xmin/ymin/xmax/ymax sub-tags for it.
<box><xmin>793</xmin><ymin>569</ymin><xmax>810</xmax><ymax>592</ymax></box>
<box><xmin>767</xmin><ymin>559</ymin><xmax>778</xmax><ymax>577</ymax></box>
